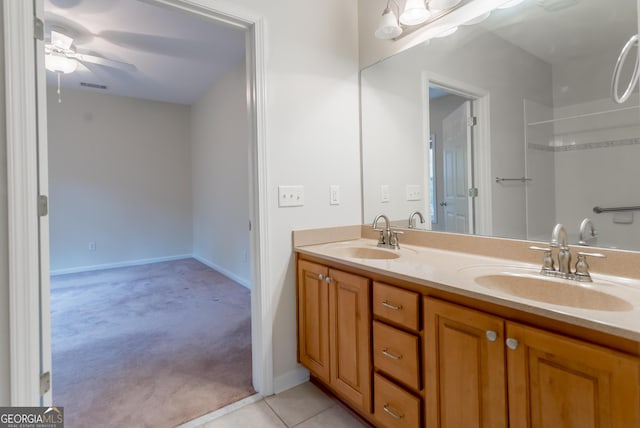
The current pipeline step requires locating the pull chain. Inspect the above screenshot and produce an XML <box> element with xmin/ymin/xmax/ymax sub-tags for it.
<box><xmin>57</xmin><ymin>72</ymin><xmax>62</xmax><ymax>103</ymax></box>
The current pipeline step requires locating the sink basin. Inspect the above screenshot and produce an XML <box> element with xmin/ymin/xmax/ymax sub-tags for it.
<box><xmin>475</xmin><ymin>274</ymin><xmax>633</xmax><ymax>312</ymax></box>
<box><xmin>331</xmin><ymin>246</ymin><xmax>400</xmax><ymax>260</ymax></box>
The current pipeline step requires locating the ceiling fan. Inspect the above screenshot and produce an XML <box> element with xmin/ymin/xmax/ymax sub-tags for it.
<box><xmin>45</xmin><ymin>29</ymin><xmax>137</xmax><ymax>74</ymax></box>
<box><xmin>45</xmin><ymin>29</ymin><xmax>136</xmax><ymax>102</ymax></box>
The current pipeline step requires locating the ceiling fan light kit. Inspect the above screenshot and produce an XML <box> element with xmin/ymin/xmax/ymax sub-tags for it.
<box><xmin>45</xmin><ymin>54</ymin><xmax>78</xmax><ymax>74</ymax></box>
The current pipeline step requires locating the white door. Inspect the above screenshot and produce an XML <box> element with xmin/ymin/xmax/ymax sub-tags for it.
<box><xmin>35</xmin><ymin>0</ymin><xmax>53</xmax><ymax>406</ymax></box>
<box><xmin>442</xmin><ymin>101</ymin><xmax>471</xmax><ymax>233</ymax></box>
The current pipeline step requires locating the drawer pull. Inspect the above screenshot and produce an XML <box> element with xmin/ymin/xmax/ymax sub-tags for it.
<box><xmin>382</xmin><ymin>300</ymin><xmax>403</xmax><ymax>311</ymax></box>
<box><xmin>382</xmin><ymin>348</ymin><xmax>403</xmax><ymax>360</ymax></box>
<box><xmin>383</xmin><ymin>404</ymin><xmax>404</xmax><ymax>420</ymax></box>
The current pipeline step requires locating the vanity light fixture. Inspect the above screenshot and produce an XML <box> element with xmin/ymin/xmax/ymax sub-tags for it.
<box><xmin>375</xmin><ymin>1</ymin><xmax>403</xmax><ymax>39</ymax></box>
<box><xmin>497</xmin><ymin>0</ymin><xmax>525</xmax><ymax>9</ymax></box>
<box><xmin>429</xmin><ymin>0</ymin><xmax>462</xmax><ymax>12</ymax></box>
<box><xmin>400</xmin><ymin>0</ymin><xmax>431</xmax><ymax>25</ymax></box>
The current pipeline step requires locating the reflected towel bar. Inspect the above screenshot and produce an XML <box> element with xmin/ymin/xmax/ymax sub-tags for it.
<box><xmin>495</xmin><ymin>177</ymin><xmax>532</xmax><ymax>183</ymax></box>
<box><xmin>593</xmin><ymin>205</ymin><xmax>640</xmax><ymax>214</ymax></box>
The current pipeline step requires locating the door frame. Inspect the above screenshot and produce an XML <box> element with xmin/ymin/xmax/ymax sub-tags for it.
<box><xmin>422</xmin><ymin>72</ymin><xmax>492</xmax><ymax>236</ymax></box>
<box><xmin>3</xmin><ymin>0</ymin><xmax>273</xmax><ymax>405</ymax></box>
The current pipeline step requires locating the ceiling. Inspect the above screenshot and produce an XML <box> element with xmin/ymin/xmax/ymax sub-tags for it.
<box><xmin>484</xmin><ymin>0</ymin><xmax>636</xmax><ymax>64</ymax></box>
<box><xmin>44</xmin><ymin>0</ymin><xmax>246</xmax><ymax>105</ymax></box>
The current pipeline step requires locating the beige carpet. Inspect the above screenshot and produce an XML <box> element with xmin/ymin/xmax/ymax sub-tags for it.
<box><xmin>51</xmin><ymin>258</ymin><xmax>254</xmax><ymax>428</ymax></box>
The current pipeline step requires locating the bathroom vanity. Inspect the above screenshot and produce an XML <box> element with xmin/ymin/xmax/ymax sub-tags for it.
<box><xmin>294</xmin><ymin>226</ymin><xmax>640</xmax><ymax>428</ymax></box>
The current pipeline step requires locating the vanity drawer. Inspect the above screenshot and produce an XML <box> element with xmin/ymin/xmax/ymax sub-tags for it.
<box><xmin>374</xmin><ymin>373</ymin><xmax>421</xmax><ymax>428</ymax></box>
<box><xmin>373</xmin><ymin>321</ymin><xmax>420</xmax><ymax>390</ymax></box>
<box><xmin>373</xmin><ymin>282</ymin><xmax>420</xmax><ymax>331</ymax></box>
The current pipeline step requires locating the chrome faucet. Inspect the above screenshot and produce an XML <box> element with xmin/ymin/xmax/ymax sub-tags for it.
<box><xmin>530</xmin><ymin>222</ymin><xmax>605</xmax><ymax>282</ymax></box>
<box><xmin>578</xmin><ymin>218</ymin><xmax>597</xmax><ymax>246</ymax></box>
<box><xmin>408</xmin><ymin>211</ymin><xmax>426</xmax><ymax>229</ymax></box>
<box><xmin>372</xmin><ymin>214</ymin><xmax>401</xmax><ymax>249</ymax></box>
<box><xmin>551</xmin><ymin>223</ymin><xmax>571</xmax><ymax>276</ymax></box>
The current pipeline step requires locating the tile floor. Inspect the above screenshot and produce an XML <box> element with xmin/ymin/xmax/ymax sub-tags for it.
<box><xmin>195</xmin><ymin>382</ymin><xmax>370</xmax><ymax>428</ymax></box>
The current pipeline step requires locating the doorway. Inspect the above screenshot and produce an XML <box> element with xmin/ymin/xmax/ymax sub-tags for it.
<box><xmin>3</xmin><ymin>0</ymin><xmax>272</xmax><ymax>408</ymax></box>
<box><xmin>424</xmin><ymin>75</ymin><xmax>492</xmax><ymax>237</ymax></box>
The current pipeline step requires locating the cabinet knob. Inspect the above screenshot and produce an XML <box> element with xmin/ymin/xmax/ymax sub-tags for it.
<box><xmin>506</xmin><ymin>338</ymin><xmax>519</xmax><ymax>350</ymax></box>
<box><xmin>325</xmin><ymin>276</ymin><xmax>332</xmax><ymax>284</ymax></box>
<box><xmin>486</xmin><ymin>330</ymin><xmax>498</xmax><ymax>342</ymax></box>
<box><xmin>317</xmin><ymin>274</ymin><xmax>325</xmax><ymax>281</ymax></box>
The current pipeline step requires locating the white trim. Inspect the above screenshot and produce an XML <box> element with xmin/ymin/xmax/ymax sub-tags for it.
<box><xmin>273</xmin><ymin>366</ymin><xmax>310</xmax><ymax>394</ymax></box>
<box><xmin>7</xmin><ymin>0</ymin><xmax>273</xmax><ymax>402</ymax></box>
<box><xmin>422</xmin><ymin>72</ymin><xmax>493</xmax><ymax>236</ymax></box>
<box><xmin>192</xmin><ymin>255</ymin><xmax>251</xmax><ymax>289</ymax></box>
<box><xmin>4</xmin><ymin>0</ymin><xmax>42</xmax><ymax>405</ymax></box>
<box><xmin>50</xmin><ymin>254</ymin><xmax>193</xmax><ymax>276</ymax></box>
<box><xmin>176</xmin><ymin>393</ymin><xmax>264</xmax><ymax>428</ymax></box>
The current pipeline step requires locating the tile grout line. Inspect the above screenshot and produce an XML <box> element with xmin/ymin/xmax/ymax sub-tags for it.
<box><xmin>265</xmin><ymin>399</ymin><xmax>338</xmax><ymax>428</ymax></box>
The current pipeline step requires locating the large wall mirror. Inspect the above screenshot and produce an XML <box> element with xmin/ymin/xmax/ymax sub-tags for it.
<box><xmin>361</xmin><ymin>0</ymin><xmax>640</xmax><ymax>251</ymax></box>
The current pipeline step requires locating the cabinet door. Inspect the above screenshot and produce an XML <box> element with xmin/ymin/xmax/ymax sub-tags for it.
<box><xmin>425</xmin><ymin>298</ymin><xmax>507</xmax><ymax>428</ymax></box>
<box><xmin>329</xmin><ymin>268</ymin><xmax>372</xmax><ymax>411</ymax></box>
<box><xmin>506</xmin><ymin>322</ymin><xmax>640</xmax><ymax>428</ymax></box>
<box><xmin>297</xmin><ymin>260</ymin><xmax>330</xmax><ymax>382</ymax></box>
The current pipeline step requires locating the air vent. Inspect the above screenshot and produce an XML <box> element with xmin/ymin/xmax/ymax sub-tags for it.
<box><xmin>80</xmin><ymin>82</ymin><xmax>107</xmax><ymax>90</ymax></box>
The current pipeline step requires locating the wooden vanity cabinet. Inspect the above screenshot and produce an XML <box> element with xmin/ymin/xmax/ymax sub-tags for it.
<box><xmin>297</xmin><ymin>260</ymin><xmax>372</xmax><ymax>412</ymax></box>
<box><xmin>425</xmin><ymin>298</ymin><xmax>507</xmax><ymax>428</ymax></box>
<box><xmin>425</xmin><ymin>297</ymin><xmax>640</xmax><ymax>428</ymax></box>
<box><xmin>506</xmin><ymin>322</ymin><xmax>640</xmax><ymax>428</ymax></box>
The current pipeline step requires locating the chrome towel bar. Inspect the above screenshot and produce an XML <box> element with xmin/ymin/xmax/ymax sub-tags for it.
<box><xmin>495</xmin><ymin>177</ymin><xmax>532</xmax><ymax>183</ymax></box>
<box><xmin>593</xmin><ymin>205</ymin><xmax>640</xmax><ymax>213</ymax></box>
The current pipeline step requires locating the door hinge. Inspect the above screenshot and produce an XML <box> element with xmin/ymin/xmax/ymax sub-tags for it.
<box><xmin>468</xmin><ymin>187</ymin><xmax>478</xmax><ymax>197</ymax></box>
<box><xmin>40</xmin><ymin>372</ymin><xmax>51</xmax><ymax>395</ymax></box>
<box><xmin>34</xmin><ymin>17</ymin><xmax>44</xmax><ymax>41</ymax></box>
<box><xmin>38</xmin><ymin>195</ymin><xmax>48</xmax><ymax>217</ymax></box>
<box><xmin>467</xmin><ymin>116</ymin><xmax>478</xmax><ymax>127</ymax></box>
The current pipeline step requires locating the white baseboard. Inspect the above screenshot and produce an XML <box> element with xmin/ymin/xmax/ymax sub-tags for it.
<box><xmin>50</xmin><ymin>254</ymin><xmax>192</xmax><ymax>276</ymax></box>
<box><xmin>273</xmin><ymin>366</ymin><xmax>310</xmax><ymax>394</ymax></box>
<box><xmin>192</xmin><ymin>255</ymin><xmax>251</xmax><ymax>290</ymax></box>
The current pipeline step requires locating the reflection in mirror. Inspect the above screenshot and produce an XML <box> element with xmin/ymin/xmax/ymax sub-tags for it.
<box><xmin>360</xmin><ymin>0</ymin><xmax>640</xmax><ymax>251</ymax></box>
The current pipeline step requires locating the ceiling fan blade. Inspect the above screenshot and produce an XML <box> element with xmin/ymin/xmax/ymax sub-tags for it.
<box><xmin>50</xmin><ymin>30</ymin><xmax>74</xmax><ymax>50</ymax></box>
<box><xmin>69</xmin><ymin>52</ymin><xmax>137</xmax><ymax>73</ymax></box>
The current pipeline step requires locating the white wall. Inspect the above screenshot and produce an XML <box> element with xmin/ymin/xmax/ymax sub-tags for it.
<box><xmin>191</xmin><ymin>62</ymin><xmax>250</xmax><ymax>287</ymax></box>
<box><xmin>47</xmin><ymin>88</ymin><xmax>193</xmax><ymax>273</ymax></box>
<box><xmin>0</xmin><ymin>5</ymin><xmax>10</xmax><ymax>405</ymax></box>
<box><xmin>234</xmin><ymin>0</ymin><xmax>361</xmax><ymax>386</ymax></box>
<box><xmin>361</xmin><ymin>60</ymin><xmax>429</xmax><ymax>225</ymax></box>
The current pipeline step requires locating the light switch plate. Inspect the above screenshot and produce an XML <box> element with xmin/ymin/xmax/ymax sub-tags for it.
<box><xmin>381</xmin><ymin>185</ymin><xmax>390</xmax><ymax>203</ymax></box>
<box><xmin>278</xmin><ymin>185</ymin><xmax>304</xmax><ymax>207</ymax></box>
<box><xmin>330</xmin><ymin>185</ymin><xmax>340</xmax><ymax>205</ymax></box>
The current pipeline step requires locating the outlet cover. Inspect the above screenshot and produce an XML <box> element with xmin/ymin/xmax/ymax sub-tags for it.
<box><xmin>278</xmin><ymin>185</ymin><xmax>304</xmax><ymax>207</ymax></box>
<box><xmin>406</xmin><ymin>185</ymin><xmax>422</xmax><ymax>201</ymax></box>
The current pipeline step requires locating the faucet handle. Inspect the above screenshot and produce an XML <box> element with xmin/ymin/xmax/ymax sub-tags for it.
<box><xmin>389</xmin><ymin>229</ymin><xmax>404</xmax><ymax>249</ymax></box>
<box><xmin>574</xmin><ymin>251</ymin><xmax>606</xmax><ymax>281</ymax></box>
<box><xmin>529</xmin><ymin>246</ymin><xmax>555</xmax><ymax>272</ymax></box>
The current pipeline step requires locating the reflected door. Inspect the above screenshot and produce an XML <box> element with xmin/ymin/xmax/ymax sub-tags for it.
<box><xmin>442</xmin><ymin>101</ymin><xmax>471</xmax><ymax>233</ymax></box>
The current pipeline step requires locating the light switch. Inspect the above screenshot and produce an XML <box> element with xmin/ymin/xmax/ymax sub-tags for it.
<box><xmin>278</xmin><ymin>185</ymin><xmax>304</xmax><ymax>207</ymax></box>
<box><xmin>330</xmin><ymin>185</ymin><xmax>340</xmax><ymax>205</ymax></box>
<box><xmin>381</xmin><ymin>185</ymin><xmax>390</xmax><ymax>203</ymax></box>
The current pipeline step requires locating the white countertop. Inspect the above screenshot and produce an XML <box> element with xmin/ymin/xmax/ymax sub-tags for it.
<box><xmin>296</xmin><ymin>238</ymin><xmax>640</xmax><ymax>342</ymax></box>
